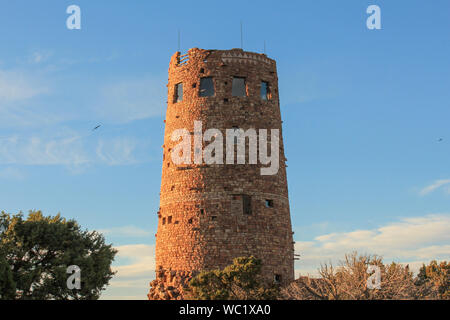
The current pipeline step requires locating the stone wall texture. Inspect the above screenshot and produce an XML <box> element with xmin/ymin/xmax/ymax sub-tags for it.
<box><xmin>148</xmin><ymin>48</ymin><xmax>294</xmax><ymax>300</ymax></box>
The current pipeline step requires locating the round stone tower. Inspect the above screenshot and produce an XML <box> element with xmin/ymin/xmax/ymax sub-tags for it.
<box><xmin>148</xmin><ymin>48</ymin><xmax>294</xmax><ymax>300</ymax></box>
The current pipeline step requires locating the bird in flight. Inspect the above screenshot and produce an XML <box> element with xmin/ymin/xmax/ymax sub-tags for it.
<box><xmin>92</xmin><ymin>125</ymin><xmax>101</xmax><ymax>131</ymax></box>
<box><xmin>437</xmin><ymin>137</ymin><xmax>443</xmax><ymax>142</ymax></box>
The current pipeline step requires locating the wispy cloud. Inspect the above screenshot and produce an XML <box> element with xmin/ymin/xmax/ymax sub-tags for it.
<box><xmin>419</xmin><ymin>179</ymin><xmax>450</xmax><ymax>196</ymax></box>
<box><xmin>0</xmin><ymin>132</ymin><xmax>146</xmax><ymax>172</ymax></box>
<box><xmin>0</xmin><ymin>69</ymin><xmax>49</xmax><ymax>102</ymax></box>
<box><xmin>28</xmin><ymin>51</ymin><xmax>53</xmax><ymax>64</ymax></box>
<box><xmin>96</xmin><ymin>137</ymin><xmax>138</xmax><ymax>166</ymax></box>
<box><xmin>101</xmin><ymin>244</ymin><xmax>155</xmax><ymax>300</ymax></box>
<box><xmin>0</xmin><ymin>68</ymin><xmax>63</xmax><ymax>128</ymax></box>
<box><xmin>0</xmin><ymin>134</ymin><xmax>89</xmax><ymax>168</ymax></box>
<box><xmin>112</xmin><ymin>244</ymin><xmax>155</xmax><ymax>278</ymax></box>
<box><xmin>99</xmin><ymin>226</ymin><xmax>151</xmax><ymax>238</ymax></box>
<box><xmin>295</xmin><ymin>214</ymin><xmax>450</xmax><ymax>277</ymax></box>
<box><xmin>95</xmin><ymin>75</ymin><xmax>166</xmax><ymax>123</ymax></box>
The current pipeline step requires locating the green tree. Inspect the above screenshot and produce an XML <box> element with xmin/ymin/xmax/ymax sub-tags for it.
<box><xmin>187</xmin><ymin>256</ymin><xmax>279</xmax><ymax>300</ymax></box>
<box><xmin>0</xmin><ymin>210</ymin><xmax>117</xmax><ymax>300</ymax></box>
<box><xmin>0</xmin><ymin>250</ymin><xmax>15</xmax><ymax>299</ymax></box>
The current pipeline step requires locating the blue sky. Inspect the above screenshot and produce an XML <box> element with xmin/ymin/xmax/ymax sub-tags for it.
<box><xmin>0</xmin><ymin>0</ymin><xmax>449</xmax><ymax>299</ymax></box>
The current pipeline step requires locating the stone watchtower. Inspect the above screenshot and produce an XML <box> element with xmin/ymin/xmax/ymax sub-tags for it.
<box><xmin>148</xmin><ymin>48</ymin><xmax>294</xmax><ymax>300</ymax></box>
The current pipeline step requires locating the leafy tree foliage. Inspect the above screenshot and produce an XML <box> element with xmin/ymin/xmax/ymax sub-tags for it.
<box><xmin>0</xmin><ymin>210</ymin><xmax>117</xmax><ymax>300</ymax></box>
<box><xmin>187</xmin><ymin>256</ymin><xmax>279</xmax><ymax>300</ymax></box>
<box><xmin>0</xmin><ymin>250</ymin><xmax>15</xmax><ymax>299</ymax></box>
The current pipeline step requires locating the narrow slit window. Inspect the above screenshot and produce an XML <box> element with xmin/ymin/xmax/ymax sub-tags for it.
<box><xmin>168</xmin><ymin>216</ymin><xmax>172</xmax><ymax>224</ymax></box>
<box><xmin>174</xmin><ymin>83</ymin><xmax>183</xmax><ymax>102</ymax></box>
<box><xmin>242</xmin><ymin>195</ymin><xmax>252</xmax><ymax>215</ymax></box>
<box><xmin>199</xmin><ymin>77</ymin><xmax>214</xmax><ymax>97</ymax></box>
<box><xmin>232</xmin><ymin>77</ymin><xmax>247</xmax><ymax>97</ymax></box>
<box><xmin>261</xmin><ymin>81</ymin><xmax>270</xmax><ymax>100</ymax></box>
<box><xmin>162</xmin><ymin>217</ymin><xmax>166</xmax><ymax>225</ymax></box>
<box><xmin>232</xmin><ymin>126</ymin><xmax>239</xmax><ymax>144</ymax></box>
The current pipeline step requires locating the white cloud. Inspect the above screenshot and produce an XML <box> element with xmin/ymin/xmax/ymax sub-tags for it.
<box><xmin>295</xmin><ymin>214</ymin><xmax>450</xmax><ymax>277</ymax></box>
<box><xmin>28</xmin><ymin>51</ymin><xmax>52</xmax><ymax>64</ymax></box>
<box><xmin>99</xmin><ymin>226</ymin><xmax>151</xmax><ymax>238</ymax></box>
<box><xmin>0</xmin><ymin>132</ymin><xmax>145</xmax><ymax>172</ymax></box>
<box><xmin>96</xmin><ymin>137</ymin><xmax>138</xmax><ymax>166</ymax></box>
<box><xmin>113</xmin><ymin>244</ymin><xmax>155</xmax><ymax>278</ymax></box>
<box><xmin>419</xmin><ymin>179</ymin><xmax>450</xmax><ymax>196</ymax></box>
<box><xmin>0</xmin><ymin>134</ymin><xmax>89</xmax><ymax>169</ymax></box>
<box><xmin>0</xmin><ymin>68</ymin><xmax>60</xmax><ymax>128</ymax></box>
<box><xmin>101</xmin><ymin>244</ymin><xmax>155</xmax><ymax>300</ymax></box>
<box><xmin>0</xmin><ymin>69</ymin><xmax>49</xmax><ymax>102</ymax></box>
<box><xmin>95</xmin><ymin>75</ymin><xmax>166</xmax><ymax>123</ymax></box>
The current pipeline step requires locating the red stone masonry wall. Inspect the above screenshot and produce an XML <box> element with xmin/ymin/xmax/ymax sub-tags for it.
<box><xmin>148</xmin><ymin>48</ymin><xmax>294</xmax><ymax>300</ymax></box>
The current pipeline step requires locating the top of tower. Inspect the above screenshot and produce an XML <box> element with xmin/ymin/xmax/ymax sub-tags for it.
<box><xmin>170</xmin><ymin>48</ymin><xmax>276</xmax><ymax>69</ymax></box>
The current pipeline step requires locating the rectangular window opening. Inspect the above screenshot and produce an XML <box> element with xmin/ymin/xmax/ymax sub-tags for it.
<box><xmin>265</xmin><ymin>199</ymin><xmax>274</xmax><ymax>208</ymax></box>
<box><xmin>261</xmin><ymin>81</ymin><xmax>271</xmax><ymax>100</ymax></box>
<box><xmin>232</xmin><ymin>77</ymin><xmax>247</xmax><ymax>97</ymax></box>
<box><xmin>174</xmin><ymin>83</ymin><xmax>183</xmax><ymax>102</ymax></box>
<box><xmin>199</xmin><ymin>77</ymin><xmax>215</xmax><ymax>97</ymax></box>
<box><xmin>168</xmin><ymin>216</ymin><xmax>172</xmax><ymax>224</ymax></box>
<box><xmin>274</xmin><ymin>274</ymin><xmax>282</xmax><ymax>284</ymax></box>
<box><xmin>243</xmin><ymin>195</ymin><xmax>252</xmax><ymax>215</ymax></box>
<box><xmin>162</xmin><ymin>217</ymin><xmax>166</xmax><ymax>225</ymax></box>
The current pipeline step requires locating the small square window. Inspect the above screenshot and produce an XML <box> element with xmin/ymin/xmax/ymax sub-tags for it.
<box><xmin>174</xmin><ymin>83</ymin><xmax>183</xmax><ymax>102</ymax></box>
<box><xmin>261</xmin><ymin>81</ymin><xmax>271</xmax><ymax>100</ymax></box>
<box><xmin>199</xmin><ymin>77</ymin><xmax>214</xmax><ymax>97</ymax></box>
<box><xmin>188</xmin><ymin>218</ymin><xmax>193</xmax><ymax>224</ymax></box>
<box><xmin>211</xmin><ymin>216</ymin><xmax>217</xmax><ymax>221</ymax></box>
<box><xmin>265</xmin><ymin>199</ymin><xmax>274</xmax><ymax>208</ymax></box>
<box><xmin>232</xmin><ymin>77</ymin><xmax>247</xmax><ymax>97</ymax></box>
<box><xmin>274</xmin><ymin>274</ymin><xmax>282</xmax><ymax>284</ymax></box>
